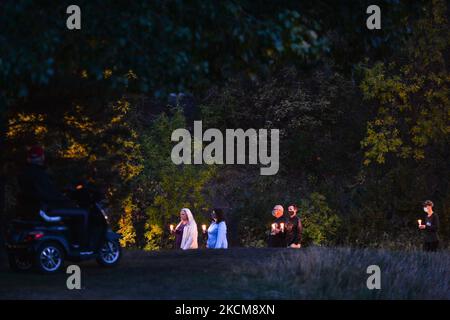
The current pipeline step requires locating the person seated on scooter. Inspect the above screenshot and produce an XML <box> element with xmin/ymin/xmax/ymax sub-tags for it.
<box><xmin>17</xmin><ymin>145</ymin><xmax>88</xmax><ymax>247</ymax></box>
<box><xmin>68</xmin><ymin>179</ymin><xmax>107</xmax><ymax>247</ymax></box>
<box><xmin>69</xmin><ymin>179</ymin><xmax>103</xmax><ymax>209</ymax></box>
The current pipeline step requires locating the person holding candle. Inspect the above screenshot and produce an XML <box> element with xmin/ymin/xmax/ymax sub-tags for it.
<box><xmin>206</xmin><ymin>208</ymin><xmax>228</xmax><ymax>249</ymax></box>
<box><xmin>285</xmin><ymin>204</ymin><xmax>303</xmax><ymax>249</ymax></box>
<box><xmin>268</xmin><ymin>205</ymin><xmax>287</xmax><ymax>247</ymax></box>
<box><xmin>171</xmin><ymin>213</ymin><xmax>186</xmax><ymax>249</ymax></box>
<box><xmin>171</xmin><ymin>208</ymin><xmax>198</xmax><ymax>250</ymax></box>
<box><xmin>418</xmin><ymin>200</ymin><xmax>440</xmax><ymax>252</ymax></box>
<box><xmin>200</xmin><ymin>223</ymin><xmax>208</xmax><ymax>247</ymax></box>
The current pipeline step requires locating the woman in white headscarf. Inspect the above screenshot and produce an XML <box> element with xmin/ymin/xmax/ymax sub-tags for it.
<box><xmin>176</xmin><ymin>208</ymin><xmax>198</xmax><ymax>250</ymax></box>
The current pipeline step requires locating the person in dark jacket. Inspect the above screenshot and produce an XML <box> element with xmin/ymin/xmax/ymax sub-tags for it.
<box><xmin>285</xmin><ymin>204</ymin><xmax>303</xmax><ymax>248</ymax></box>
<box><xmin>418</xmin><ymin>200</ymin><xmax>440</xmax><ymax>252</ymax></box>
<box><xmin>268</xmin><ymin>205</ymin><xmax>286</xmax><ymax>247</ymax></box>
<box><xmin>17</xmin><ymin>146</ymin><xmax>69</xmax><ymax>217</ymax></box>
<box><xmin>17</xmin><ymin>145</ymin><xmax>88</xmax><ymax>247</ymax></box>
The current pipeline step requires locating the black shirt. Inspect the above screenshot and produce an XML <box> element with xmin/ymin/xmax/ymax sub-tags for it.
<box><xmin>285</xmin><ymin>215</ymin><xmax>303</xmax><ymax>246</ymax></box>
<box><xmin>268</xmin><ymin>216</ymin><xmax>287</xmax><ymax>247</ymax></box>
<box><xmin>422</xmin><ymin>213</ymin><xmax>440</xmax><ymax>243</ymax></box>
<box><xmin>17</xmin><ymin>163</ymin><xmax>68</xmax><ymax>218</ymax></box>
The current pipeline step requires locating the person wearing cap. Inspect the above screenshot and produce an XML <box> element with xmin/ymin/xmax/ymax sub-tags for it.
<box><xmin>268</xmin><ymin>205</ymin><xmax>287</xmax><ymax>247</ymax></box>
<box><xmin>285</xmin><ymin>204</ymin><xmax>303</xmax><ymax>249</ymax></box>
<box><xmin>17</xmin><ymin>145</ymin><xmax>88</xmax><ymax>247</ymax></box>
<box><xmin>418</xmin><ymin>200</ymin><xmax>440</xmax><ymax>252</ymax></box>
<box><xmin>18</xmin><ymin>146</ymin><xmax>68</xmax><ymax>214</ymax></box>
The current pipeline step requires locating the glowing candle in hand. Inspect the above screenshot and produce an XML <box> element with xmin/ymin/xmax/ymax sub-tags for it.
<box><xmin>202</xmin><ymin>224</ymin><xmax>207</xmax><ymax>233</ymax></box>
<box><xmin>417</xmin><ymin>219</ymin><xmax>422</xmax><ymax>226</ymax></box>
<box><xmin>280</xmin><ymin>222</ymin><xmax>285</xmax><ymax>232</ymax></box>
<box><xmin>170</xmin><ymin>224</ymin><xmax>174</xmax><ymax>232</ymax></box>
<box><xmin>271</xmin><ymin>223</ymin><xmax>276</xmax><ymax>231</ymax></box>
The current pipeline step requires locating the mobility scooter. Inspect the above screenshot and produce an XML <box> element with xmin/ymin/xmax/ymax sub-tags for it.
<box><xmin>5</xmin><ymin>183</ymin><xmax>122</xmax><ymax>274</ymax></box>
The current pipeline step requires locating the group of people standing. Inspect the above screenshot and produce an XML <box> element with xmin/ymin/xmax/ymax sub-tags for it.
<box><xmin>171</xmin><ymin>200</ymin><xmax>440</xmax><ymax>252</ymax></box>
<box><xmin>170</xmin><ymin>208</ymin><xmax>228</xmax><ymax>250</ymax></box>
<box><xmin>268</xmin><ymin>204</ymin><xmax>303</xmax><ymax>248</ymax></box>
<box><xmin>170</xmin><ymin>203</ymin><xmax>304</xmax><ymax>251</ymax></box>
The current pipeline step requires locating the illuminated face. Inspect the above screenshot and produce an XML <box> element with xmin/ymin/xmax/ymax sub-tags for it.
<box><xmin>288</xmin><ymin>205</ymin><xmax>297</xmax><ymax>216</ymax></box>
<box><xmin>180</xmin><ymin>210</ymin><xmax>188</xmax><ymax>221</ymax></box>
<box><xmin>272</xmin><ymin>207</ymin><xmax>283</xmax><ymax>218</ymax></box>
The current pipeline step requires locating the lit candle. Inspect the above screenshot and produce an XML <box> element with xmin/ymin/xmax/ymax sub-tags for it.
<box><xmin>280</xmin><ymin>222</ymin><xmax>285</xmax><ymax>233</ymax></box>
<box><xmin>170</xmin><ymin>224</ymin><xmax>174</xmax><ymax>232</ymax></box>
<box><xmin>417</xmin><ymin>219</ymin><xmax>422</xmax><ymax>226</ymax></box>
<box><xmin>202</xmin><ymin>224</ymin><xmax>207</xmax><ymax>233</ymax></box>
<box><xmin>271</xmin><ymin>223</ymin><xmax>276</xmax><ymax>231</ymax></box>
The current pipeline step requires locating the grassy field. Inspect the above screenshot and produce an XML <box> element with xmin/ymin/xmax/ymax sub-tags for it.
<box><xmin>0</xmin><ymin>247</ymin><xmax>449</xmax><ymax>299</ymax></box>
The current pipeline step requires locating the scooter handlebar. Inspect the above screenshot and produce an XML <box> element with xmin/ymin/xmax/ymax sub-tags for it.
<box><xmin>39</xmin><ymin>209</ymin><xmax>62</xmax><ymax>222</ymax></box>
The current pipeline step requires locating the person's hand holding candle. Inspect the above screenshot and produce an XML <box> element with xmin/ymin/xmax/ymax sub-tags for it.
<box><xmin>417</xmin><ymin>219</ymin><xmax>426</xmax><ymax>229</ymax></box>
<box><xmin>280</xmin><ymin>222</ymin><xmax>285</xmax><ymax>233</ymax></box>
<box><xmin>170</xmin><ymin>224</ymin><xmax>174</xmax><ymax>233</ymax></box>
<box><xmin>202</xmin><ymin>224</ymin><xmax>207</xmax><ymax>233</ymax></box>
<box><xmin>271</xmin><ymin>223</ymin><xmax>277</xmax><ymax>235</ymax></box>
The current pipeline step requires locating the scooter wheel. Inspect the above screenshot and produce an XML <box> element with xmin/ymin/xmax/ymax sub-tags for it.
<box><xmin>96</xmin><ymin>240</ymin><xmax>121</xmax><ymax>267</ymax></box>
<box><xmin>35</xmin><ymin>242</ymin><xmax>65</xmax><ymax>274</ymax></box>
<box><xmin>8</xmin><ymin>253</ymin><xmax>33</xmax><ymax>272</ymax></box>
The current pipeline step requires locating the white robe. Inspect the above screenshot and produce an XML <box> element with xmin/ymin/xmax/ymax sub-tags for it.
<box><xmin>178</xmin><ymin>208</ymin><xmax>198</xmax><ymax>250</ymax></box>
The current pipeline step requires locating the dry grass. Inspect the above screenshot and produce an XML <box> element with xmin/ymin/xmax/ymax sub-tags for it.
<box><xmin>229</xmin><ymin>247</ymin><xmax>450</xmax><ymax>299</ymax></box>
<box><xmin>0</xmin><ymin>247</ymin><xmax>448</xmax><ymax>299</ymax></box>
